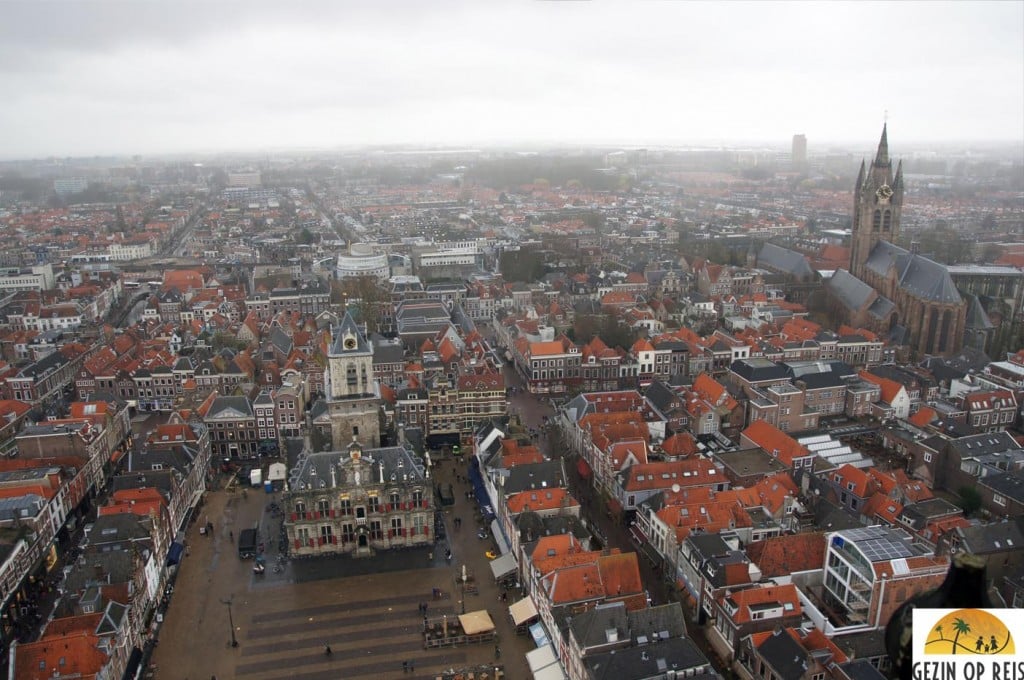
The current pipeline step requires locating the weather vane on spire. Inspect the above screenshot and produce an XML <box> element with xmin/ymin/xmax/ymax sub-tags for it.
<box><xmin>884</xmin><ymin>109</ymin><xmax>889</xmax><ymax>124</ymax></box>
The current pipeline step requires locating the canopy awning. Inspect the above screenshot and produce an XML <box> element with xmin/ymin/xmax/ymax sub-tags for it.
<box><xmin>166</xmin><ymin>541</ymin><xmax>184</xmax><ymax>567</ymax></box>
<box><xmin>534</xmin><ymin>663</ymin><xmax>567</xmax><ymax>680</ymax></box>
<box><xmin>490</xmin><ymin>552</ymin><xmax>517</xmax><ymax>581</ymax></box>
<box><xmin>458</xmin><ymin>610</ymin><xmax>495</xmax><ymax>636</ymax></box>
<box><xmin>468</xmin><ymin>458</ymin><xmax>495</xmax><ymax>519</ymax></box>
<box><xmin>527</xmin><ymin>644</ymin><xmax>559</xmax><ymax>673</ymax></box>
<box><xmin>427</xmin><ymin>432</ymin><xmax>461</xmax><ymax>449</ymax></box>
<box><xmin>509</xmin><ymin>596</ymin><xmax>539</xmax><ymax>626</ymax></box>
<box><xmin>490</xmin><ymin>519</ymin><xmax>510</xmax><ymax>555</ymax></box>
<box><xmin>120</xmin><ymin>647</ymin><xmax>143</xmax><ymax>680</ymax></box>
<box><xmin>530</xmin><ymin>620</ymin><xmax>550</xmax><ymax>647</ymax></box>
<box><xmin>576</xmin><ymin>457</ymin><xmax>592</xmax><ymax>480</ymax></box>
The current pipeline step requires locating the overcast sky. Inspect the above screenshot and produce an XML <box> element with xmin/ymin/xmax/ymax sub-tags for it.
<box><xmin>1</xmin><ymin>1</ymin><xmax>1021</xmax><ymax>159</ymax></box>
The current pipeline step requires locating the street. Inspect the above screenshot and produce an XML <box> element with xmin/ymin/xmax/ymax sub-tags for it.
<box><xmin>499</xmin><ymin>362</ymin><xmax>733</xmax><ymax>676</ymax></box>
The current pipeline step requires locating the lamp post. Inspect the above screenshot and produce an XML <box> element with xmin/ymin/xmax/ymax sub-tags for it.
<box><xmin>220</xmin><ymin>596</ymin><xmax>239</xmax><ymax>648</ymax></box>
<box><xmin>459</xmin><ymin>570</ymin><xmax>467</xmax><ymax>614</ymax></box>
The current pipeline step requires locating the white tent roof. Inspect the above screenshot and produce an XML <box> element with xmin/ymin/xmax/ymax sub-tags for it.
<box><xmin>527</xmin><ymin>645</ymin><xmax>566</xmax><ymax>680</ymax></box>
<box><xmin>458</xmin><ymin>610</ymin><xmax>495</xmax><ymax>636</ymax></box>
<box><xmin>490</xmin><ymin>518</ymin><xmax>510</xmax><ymax>554</ymax></box>
<box><xmin>490</xmin><ymin>552</ymin><xmax>517</xmax><ymax>580</ymax></box>
<box><xmin>527</xmin><ymin>644</ymin><xmax>559</xmax><ymax>672</ymax></box>
<box><xmin>509</xmin><ymin>596</ymin><xmax>539</xmax><ymax>626</ymax></box>
<box><xmin>534</xmin><ymin>664</ymin><xmax>567</xmax><ymax>680</ymax></box>
<box><xmin>267</xmin><ymin>462</ymin><xmax>287</xmax><ymax>481</ymax></box>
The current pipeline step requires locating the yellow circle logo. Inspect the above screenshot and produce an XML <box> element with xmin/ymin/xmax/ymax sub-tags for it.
<box><xmin>925</xmin><ymin>609</ymin><xmax>1015</xmax><ymax>655</ymax></box>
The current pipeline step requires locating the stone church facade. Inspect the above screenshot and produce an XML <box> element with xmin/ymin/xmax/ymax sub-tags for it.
<box><xmin>312</xmin><ymin>311</ymin><xmax>382</xmax><ymax>449</ymax></box>
<box><xmin>827</xmin><ymin>126</ymin><xmax>971</xmax><ymax>357</ymax></box>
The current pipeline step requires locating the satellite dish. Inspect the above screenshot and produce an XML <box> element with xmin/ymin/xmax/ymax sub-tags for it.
<box><xmin>671</xmin><ymin>484</ymin><xmax>680</xmax><ymax>493</ymax></box>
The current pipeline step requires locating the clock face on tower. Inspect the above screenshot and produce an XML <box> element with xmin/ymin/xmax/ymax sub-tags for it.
<box><xmin>876</xmin><ymin>184</ymin><xmax>893</xmax><ymax>201</ymax></box>
<box><xmin>343</xmin><ymin>336</ymin><xmax>357</xmax><ymax>350</ymax></box>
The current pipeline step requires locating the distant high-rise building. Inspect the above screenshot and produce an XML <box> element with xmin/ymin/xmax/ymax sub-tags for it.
<box><xmin>791</xmin><ymin>134</ymin><xmax>807</xmax><ymax>171</ymax></box>
<box><xmin>53</xmin><ymin>177</ymin><xmax>88</xmax><ymax>197</ymax></box>
<box><xmin>227</xmin><ymin>171</ymin><xmax>261</xmax><ymax>188</ymax></box>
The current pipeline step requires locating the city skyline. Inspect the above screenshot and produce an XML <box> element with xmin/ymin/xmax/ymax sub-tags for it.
<box><xmin>1</xmin><ymin>1</ymin><xmax>1022</xmax><ymax>159</ymax></box>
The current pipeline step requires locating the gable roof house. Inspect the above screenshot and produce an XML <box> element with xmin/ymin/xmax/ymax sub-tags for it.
<box><xmin>710</xmin><ymin>583</ymin><xmax>804</xmax><ymax>654</ymax></box>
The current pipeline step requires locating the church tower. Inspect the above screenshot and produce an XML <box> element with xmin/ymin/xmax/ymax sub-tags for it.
<box><xmin>324</xmin><ymin>311</ymin><xmax>381</xmax><ymax>450</ymax></box>
<box><xmin>850</xmin><ymin>124</ymin><xmax>904</xmax><ymax>279</ymax></box>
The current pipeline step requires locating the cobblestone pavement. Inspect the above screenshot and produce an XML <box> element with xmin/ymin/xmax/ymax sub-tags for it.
<box><xmin>151</xmin><ymin>462</ymin><xmax>531</xmax><ymax>680</ymax></box>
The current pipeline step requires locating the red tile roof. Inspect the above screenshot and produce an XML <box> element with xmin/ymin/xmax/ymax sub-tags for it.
<box><xmin>741</xmin><ymin>420</ymin><xmax>811</xmax><ymax>466</ymax></box>
<box><xmin>721</xmin><ymin>583</ymin><xmax>802</xmax><ymax>624</ymax></box>
<box><xmin>858</xmin><ymin>370</ymin><xmax>905</xmax><ymax>404</ymax></box>
<box><xmin>831</xmin><ymin>463</ymin><xmax>873</xmax><ymax>498</ymax></box>
<box><xmin>620</xmin><ymin>459</ymin><xmax>720</xmax><ymax>492</ymax></box>
<box><xmin>745</xmin><ymin>532</ymin><xmax>827</xmax><ymax>577</ymax></box>
<box><xmin>909</xmin><ymin>407</ymin><xmax>936</xmax><ymax>428</ymax></box>
<box><xmin>15</xmin><ymin>630</ymin><xmax>108</xmax><ymax>680</ymax></box>
<box><xmin>661</xmin><ymin>432</ymin><xmax>699</xmax><ymax>457</ymax></box>
<box><xmin>506</xmin><ymin>487</ymin><xmax>578</xmax><ymax>514</ymax></box>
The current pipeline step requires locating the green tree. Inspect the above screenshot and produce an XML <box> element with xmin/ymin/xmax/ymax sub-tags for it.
<box><xmin>981</xmin><ymin>243</ymin><xmax>1003</xmax><ymax>263</ymax></box>
<box><xmin>951</xmin><ymin>617</ymin><xmax>971</xmax><ymax>655</ymax></box>
<box><xmin>296</xmin><ymin>227</ymin><xmax>316</xmax><ymax>245</ymax></box>
<box><xmin>333</xmin><ymin>275</ymin><xmax>389</xmax><ymax>333</ymax></box>
<box><xmin>211</xmin><ymin>332</ymin><xmax>249</xmax><ymax>352</ymax></box>
<box><xmin>499</xmin><ymin>250</ymin><xmax>546</xmax><ymax>282</ymax></box>
<box><xmin>958</xmin><ymin>486</ymin><xmax>982</xmax><ymax>516</ymax></box>
<box><xmin>582</xmin><ymin>212</ymin><xmax>604</xmax><ymax>233</ymax></box>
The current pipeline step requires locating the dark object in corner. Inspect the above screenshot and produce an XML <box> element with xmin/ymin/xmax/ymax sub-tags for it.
<box><xmin>885</xmin><ymin>552</ymin><xmax>992</xmax><ymax>680</ymax></box>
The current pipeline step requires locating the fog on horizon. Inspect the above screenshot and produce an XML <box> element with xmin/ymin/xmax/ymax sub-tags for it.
<box><xmin>1</xmin><ymin>1</ymin><xmax>1022</xmax><ymax>160</ymax></box>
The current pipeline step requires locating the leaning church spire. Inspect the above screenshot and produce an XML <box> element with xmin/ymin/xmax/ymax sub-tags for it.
<box><xmin>874</xmin><ymin>123</ymin><xmax>890</xmax><ymax>167</ymax></box>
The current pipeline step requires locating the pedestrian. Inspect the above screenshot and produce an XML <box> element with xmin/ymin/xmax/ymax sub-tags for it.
<box><xmin>410</xmin><ymin>660</ymin><xmax>415</xmax><ymax>672</ymax></box>
<box><xmin>229</xmin><ymin>530</ymin><xmax>233</xmax><ymax>542</ymax></box>
<box><xmin>495</xmin><ymin>644</ymin><xmax>501</xmax><ymax>659</ymax></box>
<box><xmin>403</xmin><ymin>660</ymin><xmax>408</xmax><ymax>673</ymax></box>
<box><xmin>324</xmin><ymin>644</ymin><xmax>332</xmax><ymax>656</ymax></box>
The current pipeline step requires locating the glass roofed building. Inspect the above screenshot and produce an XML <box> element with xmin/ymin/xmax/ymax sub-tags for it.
<box><xmin>822</xmin><ymin>526</ymin><xmax>947</xmax><ymax>630</ymax></box>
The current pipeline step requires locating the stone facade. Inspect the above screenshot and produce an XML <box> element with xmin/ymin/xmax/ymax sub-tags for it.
<box><xmin>284</xmin><ymin>441</ymin><xmax>434</xmax><ymax>558</ymax></box>
<box><xmin>829</xmin><ymin>126</ymin><xmax>971</xmax><ymax>357</ymax></box>
<box><xmin>321</xmin><ymin>311</ymin><xmax>381</xmax><ymax>449</ymax></box>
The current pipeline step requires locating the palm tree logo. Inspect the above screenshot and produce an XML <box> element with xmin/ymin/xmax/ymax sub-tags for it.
<box><xmin>951</xmin><ymin>618</ymin><xmax>971</xmax><ymax>655</ymax></box>
<box><xmin>925</xmin><ymin>609</ymin><xmax>1014</xmax><ymax>655</ymax></box>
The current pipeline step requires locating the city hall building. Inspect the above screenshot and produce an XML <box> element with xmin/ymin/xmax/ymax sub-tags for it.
<box><xmin>284</xmin><ymin>440</ymin><xmax>435</xmax><ymax>558</ymax></box>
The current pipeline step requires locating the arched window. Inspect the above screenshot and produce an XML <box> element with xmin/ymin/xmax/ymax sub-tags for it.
<box><xmin>882</xmin><ymin>210</ymin><xmax>892</xmax><ymax>231</ymax></box>
<box><xmin>872</xmin><ymin>210</ymin><xmax>882</xmax><ymax>231</ymax></box>
<box><xmin>938</xmin><ymin>310</ymin><xmax>953</xmax><ymax>353</ymax></box>
<box><xmin>926</xmin><ymin>308</ymin><xmax>940</xmax><ymax>354</ymax></box>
